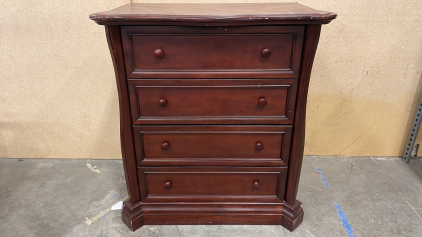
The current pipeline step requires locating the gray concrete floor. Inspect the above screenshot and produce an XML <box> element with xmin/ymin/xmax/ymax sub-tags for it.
<box><xmin>1</xmin><ymin>156</ymin><xmax>421</xmax><ymax>237</ymax></box>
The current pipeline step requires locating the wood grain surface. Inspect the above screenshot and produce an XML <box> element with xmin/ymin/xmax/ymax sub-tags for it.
<box><xmin>94</xmin><ymin>2</ymin><xmax>336</xmax><ymax>232</ymax></box>
<box><xmin>90</xmin><ymin>3</ymin><xmax>337</xmax><ymax>25</ymax></box>
<box><xmin>128</xmin><ymin>79</ymin><xmax>298</xmax><ymax>125</ymax></box>
<box><xmin>121</xmin><ymin>26</ymin><xmax>304</xmax><ymax>78</ymax></box>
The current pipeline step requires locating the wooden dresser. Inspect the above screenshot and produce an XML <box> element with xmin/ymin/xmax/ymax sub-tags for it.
<box><xmin>90</xmin><ymin>3</ymin><xmax>336</xmax><ymax>232</ymax></box>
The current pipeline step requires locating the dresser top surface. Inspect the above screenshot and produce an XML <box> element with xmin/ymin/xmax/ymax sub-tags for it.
<box><xmin>90</xmin><ymin>3</ymin><xmax>336</xmax><ymax>25</ymax></box>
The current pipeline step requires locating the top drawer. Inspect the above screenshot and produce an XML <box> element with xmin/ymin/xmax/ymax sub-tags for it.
<box><xmin>121</xmin><ymin>26</ymin><xmax>304</xmax><ymax>78</ymax></box>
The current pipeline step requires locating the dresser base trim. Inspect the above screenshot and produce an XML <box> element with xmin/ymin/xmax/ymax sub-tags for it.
<box><xmin>281</xmin><ymin>200</ymin><xmax>304</xmax><ymax>231</ymax></box>
<box><xmin>143</xmin><ymin>214</ymin><xmax>283</xmax><ymax>225</ymax></box>
<box><xmin>121</xmin><ymin>201</ymin><xmax>306</xmax><ymax>231</ymax></box>
<box><xmin>142</xmin><ymin>202</ymin><xmax>284</xmax><ymax>225</ymax></box>
<box><xmin>122</xmin><ymin>200</ymin><xmax>144</xmax><ymax>231</ymax></box>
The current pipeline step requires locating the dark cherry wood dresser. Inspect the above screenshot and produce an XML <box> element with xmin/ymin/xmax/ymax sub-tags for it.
<box><xmin>90</xmin><ymin>3</ymin><xmax>336</xmax><ymax>232</ymax></box>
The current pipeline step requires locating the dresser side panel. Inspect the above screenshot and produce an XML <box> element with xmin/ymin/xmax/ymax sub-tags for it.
<box><xmin>285</xmin><ymin>25</ymin><xmax>322</xmax><ymax>203</ymax></box>
<box><xmin>105</xmin><ymin>25</ymin><xmax>141</xmax><ymax>203</ymax></box>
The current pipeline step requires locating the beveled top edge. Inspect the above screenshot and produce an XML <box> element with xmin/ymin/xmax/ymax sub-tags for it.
<box><xmin>90</xmin><ymin>3</ymin><xmax>337</xmax><ymax>25</ymax></box>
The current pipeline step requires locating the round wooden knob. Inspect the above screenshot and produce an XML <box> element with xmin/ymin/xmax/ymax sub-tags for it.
<box><xmin>254</xmin><ymin>181</ymin><xmax>261</xmax><ymax>189</ymax></box>
<box><xmin>159</xmin><ymin>98</ymin><xmax>167</xmax><ymax>107</ymax></box>
<box><xmin>164</xmin><ymin>181</ymin><xmax>172</xmax><ymax>189</ymax></box>
<box><xmin>154</xmin><ymin>49</ymin><xmax>164</xmax><ymax>58</ymax></box>
<box><xmin>161</xmin><ymin>141</ymin><xmax>170</xmax><ymax>150</ymax></box>
<box><xmin>258</xmin><ymin>97</ymin><xmax>267</xmax><ymax>107</ymax></box>
<box><xmin>261</xmin><ymin>48</ymin><xmax>271</xmax><ymax>58</ymax></box>
<box><xmin>255</xmin><ymin>142</ymin><xmax>264</xmax><ymax>151</ymax></box>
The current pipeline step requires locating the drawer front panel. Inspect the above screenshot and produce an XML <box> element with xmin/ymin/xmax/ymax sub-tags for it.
<box><xmin>128</xmin><ymin>79</ymin><xmax>297</xmax><ymax>125</ymax></box>
<box><xmin>121</xmin><ymin>26</ymin><xmax>304</xmax><ymax>78</ymax></box>
<box><xmin>138</xmin><ymin>167</ymin><xmax>287</xmax><ymax>202</ymax></box>
<box><xmin>134</xmin><ymin>125</ymin><xmax>292</xmax><ymax>166</ymax></box>
<box><xmin>144</xmin><ymin>133</ymin><xmax>281</xmax><ymax>158</ymax></box>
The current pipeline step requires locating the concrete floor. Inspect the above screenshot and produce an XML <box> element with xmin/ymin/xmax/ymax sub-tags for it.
<box><xmin>0</xmin><ymin>156</ymin><xmax>421</xmax><ymax>237</ymax></box>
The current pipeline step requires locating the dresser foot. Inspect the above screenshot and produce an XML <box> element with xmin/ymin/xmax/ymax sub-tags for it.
<box><xmin>281</xmin><ymin>200</ymin><xmax>304</xmax><ymax>231</ymax></box>
<box><xmin>121</xmin><ymin>200</ymin><xmax>144</xmax><ymax>231</ymax></box>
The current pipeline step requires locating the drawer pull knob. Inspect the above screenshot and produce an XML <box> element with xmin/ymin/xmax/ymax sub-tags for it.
<box><xmin>261</xmin><ymin>48</ymin><xmax>271</xmax><ymax>58</ymax></box>
<box><xmin>255</xmin><ymin>142</ymin><xmax>264</xmax><ymax>151</ymax></box>
<box><xmin>253</xmin><ymin>181</ymin><xmax>261</xmax><ymax>189</ymax></box>
<box><xmin>258</xmin><ymin>97</ymin><xmax>267</xmax><ymax>107</ymax></box>
<box><xmin>161</xmin><ymin>141</ymin><xmax>170</xmax><ymax>150</ymax></box>
<box><xmin>159</xmin><ymin>98</ymin><xmax>168</xmax><ymax>107</ymax></box>
<box><xmin>164</xmin><ymin>181</ymin><xmax>172</xmax><ymax>189</ymax></box>
<box><xmin>154</xmin><ymin>49</ymin><xmax>164</xmax><ymax>58</ymax></box>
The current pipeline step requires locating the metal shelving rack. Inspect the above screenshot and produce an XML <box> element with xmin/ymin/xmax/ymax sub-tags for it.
<box><xmin>403</xmin><ymin>97</ymin><xmax>422</xmax><ymax>163</ymax></box>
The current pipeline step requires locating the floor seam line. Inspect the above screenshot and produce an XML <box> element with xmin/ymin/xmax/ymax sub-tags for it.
<box><xmin>371</xmin><ymin>157</ymin><xmax>422</xmax><ymax>222</ymax></box>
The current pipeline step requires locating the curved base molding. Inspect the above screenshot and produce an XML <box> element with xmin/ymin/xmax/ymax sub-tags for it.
<box><xmin>122</xmin><ymin>201</ymin><xmax>144</xmax><ymax>231</ymax></box>
<box><xmin>121</xmin><ymin>200</ymin><xmax>304</xmax><ymax>232</ymax></box>
<box><xmin>281</xmin><ymin>200</ymin><xmax>304</xmax><ymax>231</ymax></box>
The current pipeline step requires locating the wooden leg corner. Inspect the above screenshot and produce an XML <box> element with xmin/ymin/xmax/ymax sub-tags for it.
<box><xmin>281</xmin><ymin>200</ymin><xmax>304</xmax><ymax>231</ymax></box>
<box><xmin>121</xmin><ymin>200</ymin><xmax>143</xmax><ymax>231</ymax></box>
